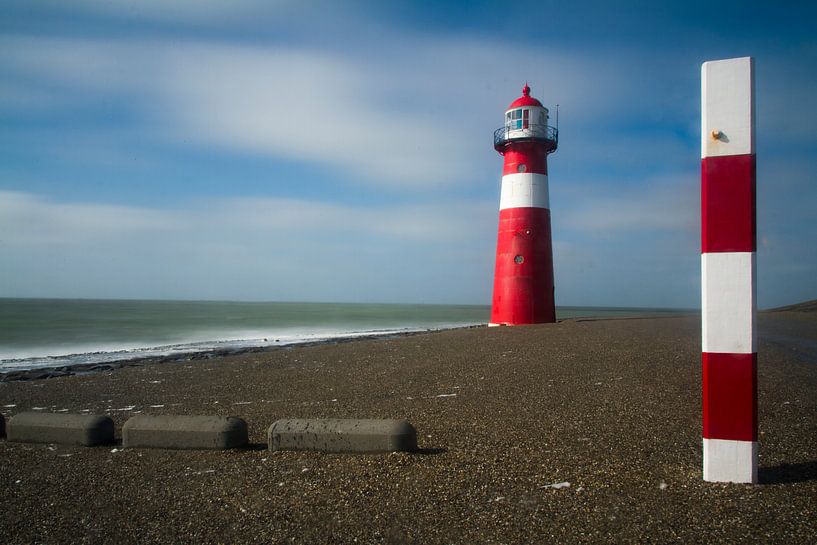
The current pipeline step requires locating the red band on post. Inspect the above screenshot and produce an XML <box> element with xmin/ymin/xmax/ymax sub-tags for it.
<box><xmin>701</xmin><ymin>154</ymin><xmax>756</xmax><ymax>253</ymax></box>
<box><xmin>702</xmin><ymin>352</ymin><xmax>758</xmax><ymax>441</ymax></box>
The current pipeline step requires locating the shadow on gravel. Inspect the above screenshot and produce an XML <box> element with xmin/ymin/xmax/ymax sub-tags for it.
<box><xmin>415</xmin><ymin>447</ymin><xmax>447</xmax><ymax>455</ymax></box>
<box><xmin>760</xmin><ymin>461</ymin><xmax>817</xmax><ymax>484</ymax></box>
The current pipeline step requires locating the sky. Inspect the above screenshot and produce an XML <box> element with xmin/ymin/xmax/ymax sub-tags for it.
<box><xmin>1</xmin><ymin>0</ymin><xmax>815</xmax><ymax>308</ymax></box>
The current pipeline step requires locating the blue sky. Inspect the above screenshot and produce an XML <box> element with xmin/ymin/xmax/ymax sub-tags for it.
<box><xmin>1</xmin><ymin>0</ymin><xmax>815</xmax><ymax>308</ymax></box>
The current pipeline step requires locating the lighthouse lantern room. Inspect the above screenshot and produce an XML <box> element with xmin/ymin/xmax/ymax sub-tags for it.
<box><xmin>490</xmin><ymin>84</ymin><xmax>559</xmax><ymax>326</ymax></box>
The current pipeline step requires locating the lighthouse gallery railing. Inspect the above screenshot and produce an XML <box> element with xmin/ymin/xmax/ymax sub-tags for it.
<box><xmin>493</xmin><ymin>124</ymin><xmax>558</xmax><ymax>153</ymax></box>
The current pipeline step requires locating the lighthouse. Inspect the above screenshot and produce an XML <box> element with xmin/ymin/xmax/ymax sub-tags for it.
<box><xmin>490</xmin><ymin>84</ymin><xmax>559</xmax><ymax>326</ymax></box>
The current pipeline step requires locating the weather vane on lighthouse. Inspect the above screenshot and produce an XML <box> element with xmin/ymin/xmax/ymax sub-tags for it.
<box><xmin>489</xmin><ymin>84</ymin><xmax>559</xmax><ymax>326</ymax></box>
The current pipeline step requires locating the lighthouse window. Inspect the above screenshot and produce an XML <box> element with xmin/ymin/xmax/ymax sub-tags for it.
<box><xmin>539</xmin><ymin>111</ymin><xmax>545</xmax><ymax>125</ymax></box>
<box><xmin>523</xmin><ymin>109</ymin><xmax>530</xmax><ymax>129</ymax></box>
<box><xmin>511</xmin><ymin>109</ymin><xmax>523</xmax><ymax>129</ymax></box>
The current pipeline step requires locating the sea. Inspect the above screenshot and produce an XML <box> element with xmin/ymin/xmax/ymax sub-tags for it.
<box><xmin>0</xmin><ymin>298</ymin><xmax>687</xmax><ymax>372</ymax></box>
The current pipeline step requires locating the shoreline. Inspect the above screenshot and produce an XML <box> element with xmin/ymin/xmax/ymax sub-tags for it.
<box><xmin>0</xmin><ymin>326</ymin><xmax>469</xmax><ymax>382</ymax></box>
<box><xmin>0</xmin><ymin>300</ymin><xmax>695</xmax><ymax>378</ymax></box>
<box><xmin>0</xmin><ymin>311</ymin><xmax>701</xmax><ymax>382</ymax></box>
<box><xmin>1</xmin><ymin>306</ymin><xmax>706</xmax><ymax>382</ymax></box>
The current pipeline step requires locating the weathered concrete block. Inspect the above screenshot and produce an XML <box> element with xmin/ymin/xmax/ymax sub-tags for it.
<box><xmin>122</xmin><ymin>415</ymin><xmax>248</xmax><ymax>450</ymax></box>
<box><xmin>6</xmin><ymin>412</ymin><xmax>114</xmax><ymax>446</ymax></box>
<box><xmin>268</xmin><ymin>418</ymin><xmax>417</xmax><ymax>453</ymax></box>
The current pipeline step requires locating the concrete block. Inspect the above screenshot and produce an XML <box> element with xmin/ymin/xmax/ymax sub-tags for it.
<box><xmin>268</xmin><ymin>418</ymin><xmax>417</xmax><ymax>453</ymax></box>
<box><xmin>6</xmin><ymin>412</ymin><xmax>114</xmax><ymax>446</ymax></box>
<box><xmin>123</xmin><ymin>415</ymin><xmax>248</xmax><ymax>450</ymax></box>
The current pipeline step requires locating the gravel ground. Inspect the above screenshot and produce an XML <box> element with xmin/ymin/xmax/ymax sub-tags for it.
<box><xmin>1</xmin><ymin>312</ymin><xmax>815</xmax><ymax>544</ymax></box>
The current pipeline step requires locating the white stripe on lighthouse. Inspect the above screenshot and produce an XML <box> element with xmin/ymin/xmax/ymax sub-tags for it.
<box><xmin>499</xmin><ymin>173</ymin><xmax>549</xmax><ymax>210</ymax></box>
<box><xmin>701</xmin><ymin>252</ymin><xmax>757</xmax><ymax>354</ymax></box>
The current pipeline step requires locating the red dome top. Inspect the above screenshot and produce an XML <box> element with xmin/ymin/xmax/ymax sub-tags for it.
<box><xmin>507</xmin><ymin>83</ymin><xmax>543</xmax><ymax>109</ymax></box>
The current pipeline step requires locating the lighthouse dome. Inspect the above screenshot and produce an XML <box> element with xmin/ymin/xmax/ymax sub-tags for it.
<box><xmin>507</xmin><ymin>83</ymin><xmax>543</xmax><ymax>109</ymax></box>
<box><xmin>505</xmin><ymin>84</ymin><xmax>549</xmax><ymax>125</ymax></box>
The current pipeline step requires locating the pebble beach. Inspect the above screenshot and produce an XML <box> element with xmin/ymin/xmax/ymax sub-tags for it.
<box><xmin>1</xmin><ymin>311</ymin><xmax>815</xmax><ymax>544</ymax></box>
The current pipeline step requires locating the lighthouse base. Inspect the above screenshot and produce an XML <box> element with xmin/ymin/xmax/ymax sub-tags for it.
<box><xmin>488</xmin><ymin>321</ymin><xmax>552</xmax><ymax>327</ymax></box>
<box><xmin>490</xmin><ymin>207</ymin><xmax>555</xmax><ymax>325</ymax></box>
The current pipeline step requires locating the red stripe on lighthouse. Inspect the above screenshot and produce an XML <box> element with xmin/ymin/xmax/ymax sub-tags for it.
<box><xmin>491</xmin><ymin>207</ymin><xmax>555</xmax><ymax>325</ymax></box>
<box><xmin>502</xmin><ymin>144</ymin><xmax>549</xmax><ymax>176</ymax></box>
<box><xmin>702</xmin><ymin>154</ymin><xmax>756</xmax><ymax>253</ymax></box>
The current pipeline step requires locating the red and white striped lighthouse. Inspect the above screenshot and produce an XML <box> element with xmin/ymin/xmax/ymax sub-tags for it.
<box><xmin>490</xmin><ymin>84</ymin><xmax>559</xmax><ymax>326</ymax></box>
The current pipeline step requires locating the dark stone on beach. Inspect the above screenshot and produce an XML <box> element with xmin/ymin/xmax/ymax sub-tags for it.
<box><xmin>122</xmin><ymin>415</ymin><xmax>248</xmax><ymax>450</ymax></box>
<box><xmin>6</xmin><ymin>412</ymin><xmax>114</xmax><ymax>446</ymax></box>
<box><xmin>268</xmin><ymin>418</ymin><xmax>418</xmax><ymax>453</ymax></box>
<box><xmin>1</xmin><ymin>370</ymin><xmax>72</xmax><ymax>381</ymax></box>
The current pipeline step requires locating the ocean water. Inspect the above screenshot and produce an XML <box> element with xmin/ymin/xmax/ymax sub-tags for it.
<box><xmin>0</xmin><ymin>298</ymin><xmax>686</xmax><ymax>372</ymax></box>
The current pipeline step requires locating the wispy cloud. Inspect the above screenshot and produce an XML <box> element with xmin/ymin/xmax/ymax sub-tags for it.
<box><xmin>10</xmin><ymin>0</ymin><xmax>287</xmax><ymax>26</ymax></box>
<box><xmin>0</xmin><ymin>191</ymin><xmax>179</xmax><ymax>246</ymax></box>
<box><xmin>556</xmin><ymin>174</ymin><xmax>699</xmax><ymax>234</ymax></box>
<box><xmin>159</xmin><ymin>44</ymin><xmax>478</xmax><ymax>186</ymax></box>
<box><xmin>0</xmin><ymin>190</ymin><xmax>495</xmax><ymax>244</ymax></box>
<box><xmin>0</xmin><ymin>33</ymin><xmax>676</xmax><ymax>189</ymax></box>
<box><xmin>0</xmin><ymin>190</ymin><xmax>497</xmax><ymax>302</ymax></box>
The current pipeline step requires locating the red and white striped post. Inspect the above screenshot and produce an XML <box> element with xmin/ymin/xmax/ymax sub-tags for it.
<box><xmin>490</xmin><ymin>84</ymin><xmax>558</xmax><ymax>326</ymax></box>
<box><xmin>701</xmin><ymin>57</ymin><xmax>757</xmax><ymax>483</ymax></box>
